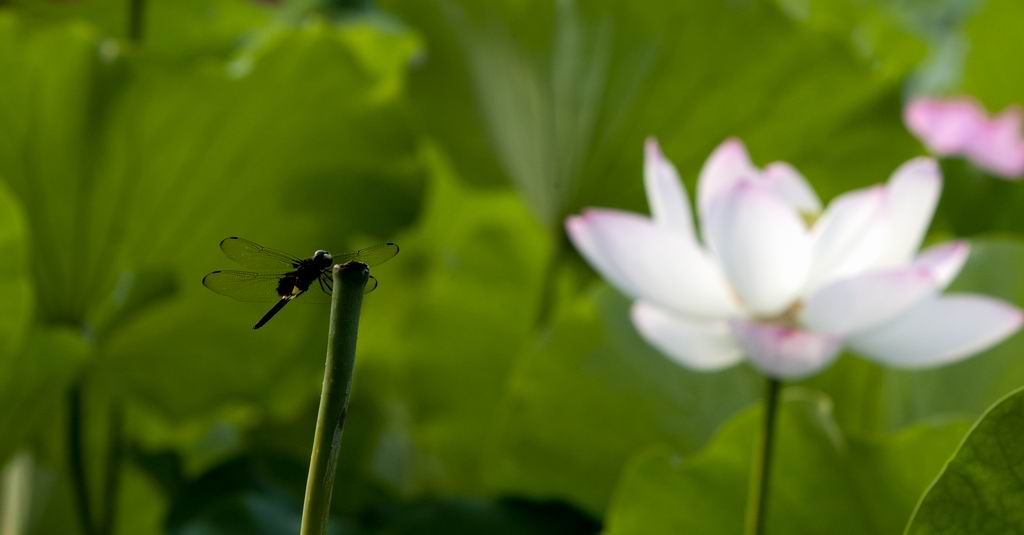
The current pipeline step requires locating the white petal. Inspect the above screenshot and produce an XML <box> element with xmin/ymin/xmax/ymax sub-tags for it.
<box><xmin>801</xmin><ymin>240</ymin><xmax>972</xmax><ymax>336</ymax></box>
<box><xmin>800</xmin><ymin>267</ymin><xmax>936</xmax><ymax>336</ymax></box>
<box><xmin>876</xmin><ymin>158</ymin><xmax>942</xmax><ymax>267</ymax></box>
<box><xmin>705</xmin><ymin>181</ymin><xmax>812</xmax><ymax>316</ymax></box>
<box><xmin>632</xmin><ymin>302</ymin><xmax>743</xmax><ymax>370</ymax></box>
<box><xmin>730</xmin><ymin>321</ymin><xmax>842</xmax><ymax>379</ymax></box>
<box><xmin>806</xmin><ymin>185</ymin><xmax>887</xmax><ymax>290</ymax></box>
<box><xmin>568</xmin><ymin>209</ymin><xmax>740</xmax><ymax>319</ymax></box>
<box><xmin>913</xmin><ymin>241</ymin><xmax>969</xmax><ymax>290</ymax></box>
<box><xmin>644</xmin><ymin>137</ymin><xmax>695</xmax><ymax>240</ymax></box>
<box><xmin>762</xmin><ymin>162</ymin><xmax>822</xmax><ymax>214</ymax></box>
<box><xmin>696</xmin><ymin>138</ymin><xmax>758</xmax><ymax>219</ymax></box>
<box><xmin>849</xmin><ymin>294</ymin><xmax>1023</xmax><ymax>368</ymax></box>
<box><xmin>566</xmin><ymin>215</ymin><xmax>637</xmax><ymax>297</ymax></box>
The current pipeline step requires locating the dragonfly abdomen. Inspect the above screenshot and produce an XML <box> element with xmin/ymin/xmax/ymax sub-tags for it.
<box><xmin>254</xmin><ymin>297</ymin><xmax>292</xmax><ymax>329</ymax></box>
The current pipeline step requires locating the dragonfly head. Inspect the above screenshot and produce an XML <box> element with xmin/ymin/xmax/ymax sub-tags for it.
<box><xmin>312</xmin><ymin>249</ymin><xmax>333</xmax><ymax>269</ymax></box>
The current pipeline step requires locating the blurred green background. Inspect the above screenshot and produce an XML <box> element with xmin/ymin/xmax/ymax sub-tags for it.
<box><xmin>1</xmin><ymin>0</ymin><xmax>1023</xmax><ymax>533</ymax></box>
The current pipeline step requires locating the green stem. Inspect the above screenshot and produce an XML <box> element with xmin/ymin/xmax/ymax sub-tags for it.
<box><xmin>97</xmin><ymin>405</ymin><xmax>124</xmax><ymax>535</ymax></box>
<box><xmin>127</xmin><ymin>0</ymin><xmax>145</xmax><ymax>42</ymax></box>
<box><xmin>533</xmin><ymin>236</ymin><xmax>565</xmax><ymax>328</ymax></box>
<box><xmin>66</xmin><ymin>7</ymin><xmax>147</xmax><ymax>535</ymax></box>
<box><xmin>744</xmin><ymin>377</ymin><xmax>782</xmax><ymax>535</ymax></box>
<box><xmin>89</xmin><ymin>2</ymin><xmax>143</xmax><ymax>531</ymax></box>
<box><xmin>299</xmin><ymin>262</ymin><xmax>369</xmax><ymax>535</ymax></box>
<box><xmin>68</xmin><ymin>383</ymin><xmax>96</xmax><ymax>535</ymax></box>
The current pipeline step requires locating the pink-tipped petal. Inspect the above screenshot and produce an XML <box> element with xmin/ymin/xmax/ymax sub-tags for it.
<box><xmin>806</xmin><ymin>185</ymin><xmax>887</xmax><ymax>290</ymax></box>
<box><xmin>632</xmin><ymin>302</ymin><xmax>743</xmax><ymax>371</ymax></box>
<box><xmin>966</xmin><ymin>107</ymin><xmax>1024</xmax><ymax>179</ymax></box>
<box><xmin>762</xmin><ymin>162</ymin><xmax>822</xmax><ymax>214</ymax></box>
<box><xmin>644</xmin><ymin>137</ymin><xmax>696</xmax><ymax>239</ymax></box>
<box><xmin>800</xmin><ymin>267</ymin><xmax>936</xmax><ymax>336</ymax></box>
<box><xmin>705</xmin><ymin>181</ymin><xmax>812</xmax><ymax>316</ymax></box>
<box><xmin>904</xmin><ymin>96</ymin><xmax>1024</xmax><ymax>180</ymax></box>
<box><xmin>876</xmin><ymin>158</ymin><xmax>942</xmax><ymax>267</ymax></box>
<box><xmin>730</xmin><ymin>321</ymin><xmax>843</xmax><ymax>379</ymax></box>
<box><xmin>566</xmin><ymin>215</ymin><xmax>637</xmax><ymax>297</ymax></box>
<box><xmin>912</xmin><ymin>241</ymin><xmax>970</xmax><ymax>289</ymax></box>
<box><xmin>802</xmin><ymin>240</ymin><xmax>971</xmax><ymax>336</ymax></box>
<box><xmin>696</xmin><ymin>138</ymin><xmax>758</xmax><ymax>218</ymax></box>
<box><xmin>849</xmin><ymin>294</ymin><xmax>1024</xmax><ymax>368</ymax></box>
<box><xmin>904</xmin><ymin>97</ymin><xmax>988</xmax><ymax>154</ymax></box>
<box><xmin>571</xmin><ymin>209</ymin><xmax>740</xmax><ymax>319</ymax></box>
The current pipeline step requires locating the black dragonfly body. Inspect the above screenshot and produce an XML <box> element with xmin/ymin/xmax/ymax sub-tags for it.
<box><xmin>203</xmin><ymin>237</ymin><xmax>398</xmax><ymax>329</ymax></box>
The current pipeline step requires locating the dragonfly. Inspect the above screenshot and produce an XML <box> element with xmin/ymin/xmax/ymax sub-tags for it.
<box><xmin>203</xmin><ymin>237</ymin><xmax>399</xmax><ymax>329</ymax></box>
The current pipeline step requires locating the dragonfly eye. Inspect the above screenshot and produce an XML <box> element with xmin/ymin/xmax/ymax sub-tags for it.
<box><xmin>313</xmin><ymin>250</ymin><xmax>332</xmax><ymax>267</ymax></box>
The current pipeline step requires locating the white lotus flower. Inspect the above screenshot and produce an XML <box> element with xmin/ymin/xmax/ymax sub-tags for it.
<box><xmin>566</xmin><ymin>138</ymin><xmax>1023</xmax><ymax>379</ymax></box>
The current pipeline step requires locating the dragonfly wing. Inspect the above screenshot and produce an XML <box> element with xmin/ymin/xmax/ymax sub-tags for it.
<box><xmin>202</xmin><ymin>270</ymin><xmax>283</xmax><ymax>302</ymax></box>
<box><xmin>220</xmin><ymin>237</ymin><xmax>301</xmax><ymax>270</ymax></box>
<box><xmin>333</xmin><ymin>242</ymin><xmax>399</xmax><ymax>268</ymax></box>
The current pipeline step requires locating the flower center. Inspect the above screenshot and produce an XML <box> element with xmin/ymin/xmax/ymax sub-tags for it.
<box><xmin>756</xmin><ymin>300</ymin><xmax>804</xmax><ymax>328</ymax></box>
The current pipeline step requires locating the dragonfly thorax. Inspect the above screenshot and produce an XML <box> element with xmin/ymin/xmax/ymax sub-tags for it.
<box><xmin>311</xmin><ymin>249</ymin><xmax>333</xmax><ymax>269</ymax></box>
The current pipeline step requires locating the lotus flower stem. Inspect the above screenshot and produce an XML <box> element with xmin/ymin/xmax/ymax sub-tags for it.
<box><xmin>534</xmin><ymin>237</ymin><xmax>566</xmax><ymax>328</ymax></box>
<box><xmin>98</xmin><ymin>405</ymin><xmax>124</xmax><ymax>535</ymax></box>
<box><xmin>104</xmin><ymin>0</ymin><xmax>142</xmax><ymax>523</ymax></box>
<box><xmin>67</xmin><ymin>384</ymin><xmax>96</xmax><ymax>535</ymax></box>
<box><xmin>300</xmin><ymin>262</ymin><xmax>369</xmax><ymax>535</ymax></box>
<box><xmin>745</xmin><ymin>377</ymin><xmax>781</xmax><ymax>535</ymax></box>
<box><xmin>128</xmin><ymin>0</ymin><xmax>145</xmax><ymax>41</ymax></box>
